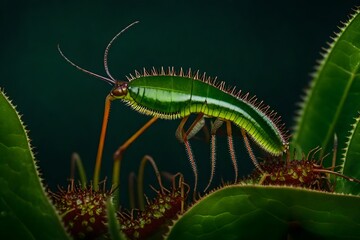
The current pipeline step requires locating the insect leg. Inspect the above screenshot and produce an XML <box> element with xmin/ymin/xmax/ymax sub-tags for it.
<box><xmin>186</xmin><ymin>117</ymin><xmax>205</xmax><ymax>140</ymax></box>
<box><xmin>111</xmin><ymin>116</ymin><xmax>158</xmax><ymax>204</ymax></box>
<box><xmin>176</xmin><ymin>114</ymin><xmax>204</xmax><ymax>200</ymax></box>
<box><xmin>204</xmin><ymin>118</ymin><xmax>223</xmax><ymax>192</ymax></box>
<box><xmin>241</xmin><ymin>128</ymin><xmax>264</xmax><ymax>174</ymax></box>
<box><xmin>175</xmin><ymin>114</ymin><xmax>205</xmax><ymax>142</ymax></box>
<box><xmin>175</xmin><ymin>115</ymin><xmax>190</xmax><ymax>142</ymax></box>
<box><xmin>226</xmin><ymin>121</ymin><xmax>239</xmax><ymax>184</ymax></box>
<box><xmin>94</xmin><ymin>95</ymin><xmax>114</xmax><ymax>191</ymax></box>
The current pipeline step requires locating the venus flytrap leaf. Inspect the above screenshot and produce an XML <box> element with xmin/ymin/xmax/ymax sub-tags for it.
<box><xmin>292</xmin><ymin>8</ymin><xmax>360</xmax><ymax>164</ymax></box>
<box><xmin>0</xmin><ymin>89</ymin><xmax>70</xmax><ymax>240</ymax></box>
<box><xmin>336</xmin><ymin>113</ymin><xmax>360</xmax><ymax>194</ymax></box>
<box><xmin>167</xmin><ymin>185</ymin><xmax>360</xmax><ymax>240</ymax></box>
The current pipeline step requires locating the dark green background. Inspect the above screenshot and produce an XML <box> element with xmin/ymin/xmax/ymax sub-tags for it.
<box><xmin>1</xmin><ymin>0</ymin><xmax>358</xmax><ymax>205</ymax></box>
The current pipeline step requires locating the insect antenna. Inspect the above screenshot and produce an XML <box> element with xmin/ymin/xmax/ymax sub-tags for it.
<box><xmin>103</xmin><ymin>21</ymin><xmax>139</xmax><ymax>81</ymax></box>
<box><xmin>57</xmin><ymin>44</ymin><xmax>115</xmax><ymax>85</ymax></box>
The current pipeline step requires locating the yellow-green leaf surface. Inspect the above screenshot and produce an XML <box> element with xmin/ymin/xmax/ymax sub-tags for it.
<box><xmin>167</xmin><ymin>185</ymin><xmax>360</xmax><ymax>240</ymax></box>
<box><xmin>292</xmin><ymin>9</ymin><xmax>360</xmax><ymax>168</ymax></box>
<box><xmin>0</xmin><ymin>90</ymin><xmax>70</xmax><ymax>239</ymax></box>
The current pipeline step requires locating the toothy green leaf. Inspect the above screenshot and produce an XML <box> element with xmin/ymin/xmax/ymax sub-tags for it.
<box><xmin>292</xmin><ymin>9</ymin><xmax>360</xmax><ymax>166</ymax></box>
<box><xmin>0</xmin><ymin>90</ymin><xmax>70</xmax><ymax>239</ymax></box>
<box><xmin>167</xmin><ymin>185</ymin><xmax>360</xmax><ymax>239</ymax></box>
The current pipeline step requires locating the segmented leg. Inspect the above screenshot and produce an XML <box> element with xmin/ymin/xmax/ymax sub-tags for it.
<box><xmin>94</xmin><ymin>95</ymin><xmax>114</xmax><ymax>191</ymax></box>
<box><xmin>204</xmin><ymin>118</ymin><xmax>223</xmax><ymax>192</ymax></box>
<box><xmin>184</xmin><ymin>140</ymin><xmax>198</xmax><ymax>200</ymax></box>
<box><xmin>113</xmin><ymin>117</ymin><xmax>159</xmax><ymax>161</ymax></box>
<box><xmin>175</xmin><ymin>116</ymin><xmax>189</xmax><ymax>142</ymax></box>
<box><xmin>186</xmin><ymin>117</ymin><xmax>205</xmax><ymax>140</ymax></box>
<box><xmin>176</xmin><ymin>114</ymin><xmax>204</xmax><ymax>199</ymax></box>
<box><xmin>111</xmin><ymin>116</ymin><xmax>158</xmax><ymax>204</ymax></box>
<box><xmin>241</xmin><ymin>128</ymin><xmax>264</xmax><ymax>174</ymax></box>
<box><xmin>175</xmin><ymin>114</ymin><xmax>205</xmax><ymax>142</ymax></box>
<box><xmin>226</xmin><ymin>121</ymin><xmax>238</xmax><ymax>184</ymax></box>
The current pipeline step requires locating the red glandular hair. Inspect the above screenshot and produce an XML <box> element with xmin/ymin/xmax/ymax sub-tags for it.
<box><xmin>50</xmin><ymin>186</ymin><xmax>111</xmax><ymax>240</ymax></box>
<box><xmin>119</xmin><ymin>188</ymin><xmax>185</xmax><ymax>240</ymax></box>
<box><xmin>256</xmin><ymin>159</ymin><xmax>332</xmax><ymax>191</ymax></box>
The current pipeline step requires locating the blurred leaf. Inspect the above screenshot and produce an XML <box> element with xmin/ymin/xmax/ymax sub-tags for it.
<box><xmin>291</xmin><ymin>9</ymin><xmax>360</xmax><ymax>164</ymax></box>
<box><xmin>106</xmin><ymin>198</ymin><xmax>127</xmax><ymax>240</ymax></box>
<box><xmin>167</xmin><ymin>185</ymin><xmax>360</xmax><ymax>240</ymax></box>
<box><xmin>0</xmin><ymin>90</ymin><xmax>70</xmax><ymax>239</ymax></box>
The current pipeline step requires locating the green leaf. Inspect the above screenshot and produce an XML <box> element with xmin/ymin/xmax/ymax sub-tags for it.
<box><xmin>167</xmin><ymin>185</ymin><xmax>360</xmax><ymax>240</ymax></box>
<box><xmin>291</xmin><ymin>9</ymin><xmax>360</xmax><ymax>164</ymax></box>
<box><xmin>106</xmin><ymin>198</ymin><xmax>127</xmax><ymax>240</ymax></box>
<box><xmin>336</xmin><ymin>113</ymin><xmax>360</xmax><ymax>194</ymax></box>
<box><xmin>0</xmin><ymin>90</ymin><xmax>70</xmax><ymax>239</ymax></box>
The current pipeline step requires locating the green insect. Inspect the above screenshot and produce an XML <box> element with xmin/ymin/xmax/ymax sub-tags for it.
<box><xmin>58</xmin><ymin>22</ymin><xmax>288</xmax><ymax>197</ymax></box>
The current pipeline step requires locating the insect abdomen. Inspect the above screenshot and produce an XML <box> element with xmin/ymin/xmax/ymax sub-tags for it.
<box><xmin>127</xmin><ymin>75</ymin><xmax>286</xmax><ymax>155</ymax></box>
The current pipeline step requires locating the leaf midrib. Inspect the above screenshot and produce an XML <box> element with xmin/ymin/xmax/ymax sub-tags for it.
<box><xmin>319</xmin><ymin>54</ymin><xmax>360</xmax><ymax>157</ymax></box>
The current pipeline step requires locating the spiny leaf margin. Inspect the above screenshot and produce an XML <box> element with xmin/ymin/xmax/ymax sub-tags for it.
<box><xmin>336</xmin><ymin>112</ymin><xmax>360</xmax><ymax>194</ymax></box>
<box><xmin>0</xmin><ymin>89</ymin><xmax>70</xmax><ymax>239</ymax></box>
<box><xmin>166</xmin><ymin>184</ymin><xmax>360</xmax><ymax>239</ymax></box>
<box><xmin>291</xmin><ymin>8</ymin><xmax>360</xmax><ymax>162</ymax></box>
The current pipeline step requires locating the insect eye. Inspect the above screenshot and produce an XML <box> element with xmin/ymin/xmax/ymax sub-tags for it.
<box><xmin>111</xmin><ymin>83</ymin><xmax>128</xmax><ymax>98</ymax></box>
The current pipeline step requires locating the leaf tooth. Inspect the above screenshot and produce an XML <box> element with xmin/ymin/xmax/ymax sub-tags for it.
<box><xmin>134</xmin><ymin>70</ymin><xmax>141</xmax><ymax>78</ymax></box>
<box><xmin>170</xmin><ymin>66</ymin><xmax>175</xmax><ymax>76</ymax></box>
<box><xmin>143</xmin><ymin>67</ymin><xmax>149</xmax><ymax>76</ymax></box>
<box><xmin>218</xmin><ymin>81</ymin><xmax>226</xmax><ymax>91</ymax></box>
<box><xmin>201</xmin><ymin>72</ymin><xmax>207</xmax><ymax>82</ymax></box>
<box><xmin>235</xmin><ymin>89</ymin><xmax>242</xmax><ymax>98</ymax></box>
<box><xmin>242</xmin><ymin>92</ymin><xmax>250</xmax><ymax>101</ymax></box>
<box><xmin>194</xmin><ymin>70</ymin><xmax>200</xmax><ymax>80</ymax></box>
<box><xmin>179</xmin><ymin>67</ymin><xmax>184</xmax><ymax>77</ymax></box>
<box><xmin>248</xmin><ymin>95</ymin><xmax>257</xmax><ymax>105</ymax></box>
<box><xmin>186</xmin><ymin>68</ymin><xmax>192</xmax><ymax>78</ymax></box>
<box><xmin>151</xmin><ymin>66</ymin><xmax>157</xmax><ymax>75</ymax></box>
